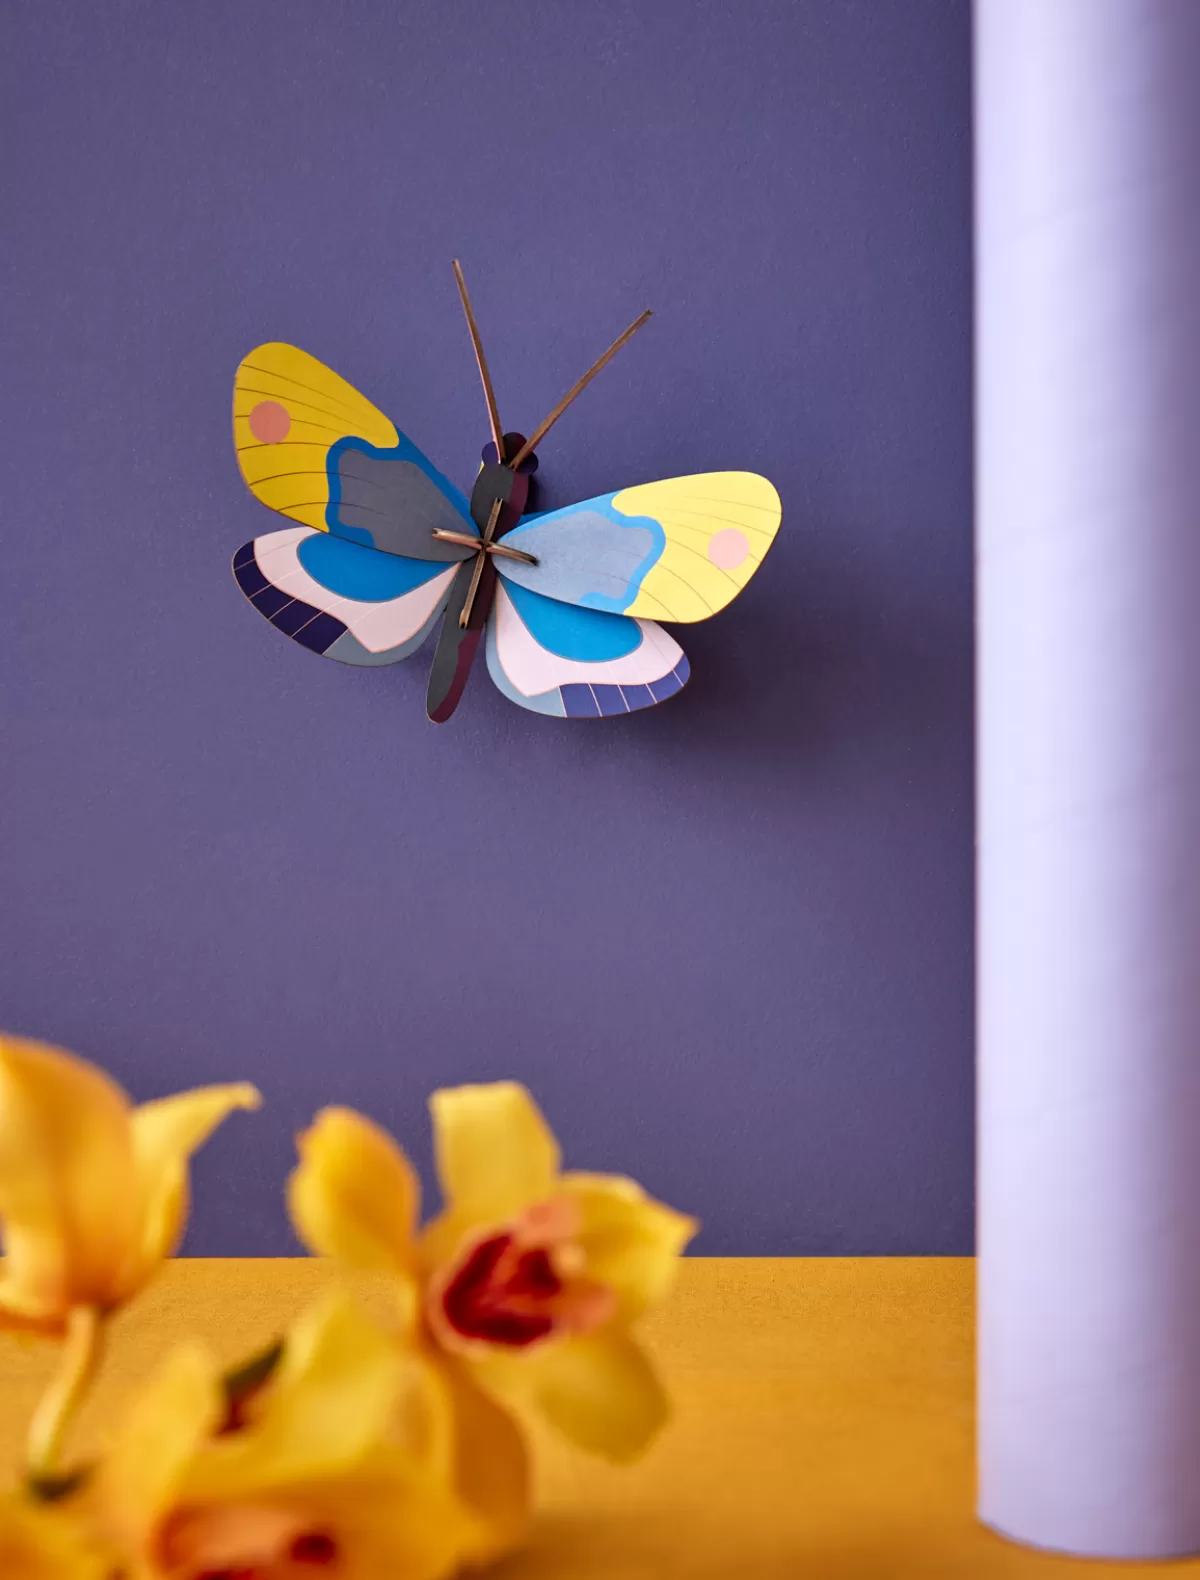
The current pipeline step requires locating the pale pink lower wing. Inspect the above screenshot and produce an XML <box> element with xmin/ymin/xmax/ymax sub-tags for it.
<box><xmin>486</xmin><ymin>579</ymin><xmax>688</xmax><ymax>718</ymax></box>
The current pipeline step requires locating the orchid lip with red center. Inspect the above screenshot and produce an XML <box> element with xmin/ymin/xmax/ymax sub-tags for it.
<box><xmin>193</xmin><ymin>1530</ymin><xmax>338</xmax><ymax>1578</ymax></box>
<box><xmin>165</xmin><ymin>1504</ymin><xmax>340</xmax><ymax>1579</ymax></box>
<box><xmin>290</xmin><ymin>1530</ymin><xmax>339</xmax><ymax>1565</ymax></box>
<box><xmin>440</xmin><ymin>1231</ymin><xmax>560</xmax><ymax>1346</ymax></box>
<box><xmin>430</xmin><ymin>1199</ymin><xmax>618</xmax><ymax>1352</ymax></box>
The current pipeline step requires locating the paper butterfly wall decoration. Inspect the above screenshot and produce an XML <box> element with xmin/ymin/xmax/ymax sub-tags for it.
<box><xmin>231</xmin><ymin>262</ymin><xmax>782</xmax><ymax>723</ymax></box>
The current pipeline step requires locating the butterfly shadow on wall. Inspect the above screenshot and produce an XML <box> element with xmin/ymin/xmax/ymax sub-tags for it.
<box><xmin>230</xmin><ymin>262</ymin><xmax>782</xmax><ymax>726</ymax></box>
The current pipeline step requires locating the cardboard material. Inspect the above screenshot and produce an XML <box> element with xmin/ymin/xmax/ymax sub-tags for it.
<box><xmin>230</xmin><ymin>332</ymin><xmax>781</xmax><ymax>724</ymax></box>
<box><xmin>976</xmin><ymin>0</ymin><xmax>1200</xmax><ymax>1558</ymax></box>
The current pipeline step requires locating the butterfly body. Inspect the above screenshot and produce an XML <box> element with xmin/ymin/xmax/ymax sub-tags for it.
<box><xmin>423</xmin><ymin>440</ymin><xmax>539</xmax><ymax>722</ymax></box>
<box><xmin>231</xmin><ymin>339</ymin><xmax>780</xmax><ymax>723</ymax></box>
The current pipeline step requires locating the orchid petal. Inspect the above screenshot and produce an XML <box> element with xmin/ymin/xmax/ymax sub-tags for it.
<box><xmin>563</xmin><ymin>1172</ymin><xmax>697</xmax><ymax>1320</ymax></box>
<box><xmin>122</xmin><ymin>1083</ymin><xmax>260</xmax><ymax>1292</ymax></box>
<box><xmin>0</xmin><ymin>1494</ymin><xmax>107</xmax><ymax>1580</ymax></box>
<box><xmin>441</xmin><ymin>1362</ymin><xmax>529</xmax><ymax>1562</ymax></box>
<box><xmin>89</xmin><ymin>1342</ymin><xmax>221</xmax><ymax>1552</ymax></box>
<box><xmin>476</xmin><ymin>1327</ymin><xmax>670</xmax><ymax>1463</ymax></box>
<box><xmin>184</xmin><ymin>1293</ymin><xmax>404</xmax><ymax>1498</ymax></box>
<box><xmin>284</xmin><ymin>1453</ymin><xmax>482</xmax><ymax>1580</ymax></box>
<box><xmin>428</xmin><ymin>1083</ymin><xmax>559</xmax><ymax>1236</ymax></box>
<box><xmin>288</xmin><ymin>1107</ymin><xmax>418</xmax><ymax>1274</ymax></box>
<box><xmin>0</xmin><ymin>1038</ymin><xmax>138</xmax><ymax>1327</ymax></box>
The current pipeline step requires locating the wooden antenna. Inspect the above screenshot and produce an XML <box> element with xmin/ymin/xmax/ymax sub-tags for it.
<box><xmin>507</xmin><ymin>310</ymin><xmax>653</xmax><ymax>469</ymax></box>
<box><xmin>453</xmin><ymin>259</ymin><xmax>505</xmax><ymax>464</ymax></box>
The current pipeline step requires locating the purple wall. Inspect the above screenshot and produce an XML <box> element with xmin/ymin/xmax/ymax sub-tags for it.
<box><xmin>0</xmin><ymin>1</ymin><xmax>973</xmax><ymax>1254</ymax></box>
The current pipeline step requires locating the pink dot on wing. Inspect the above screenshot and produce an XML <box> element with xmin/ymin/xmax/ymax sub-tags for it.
<box><xmin>707</xmin><ymin>528</ymin><xmax>749</xmax><ymax>570</ymax></box>
<box><xmin>249</xmin><ymin>400</ymin><xmax>291</xmax><ymax>443</ymax></box>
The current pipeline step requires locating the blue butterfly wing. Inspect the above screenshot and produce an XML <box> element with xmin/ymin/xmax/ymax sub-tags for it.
<box><xmin>486</xmin><ymin>579</ymin><xmax>689</xmax><ymax>717</ymax></box>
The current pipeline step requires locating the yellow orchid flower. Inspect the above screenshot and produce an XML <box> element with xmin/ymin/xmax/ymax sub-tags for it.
<box><xmin>0</xmin><ymin>1035</ymin><xmax>259</xmax><ymax>1336</ymax></box>
<box><xmin>289</xmin><ymin>1082</ymin><xmax>697</xmax><ymax>1469</ymax></box>
<box><xmin>287</xmin><ymin>1108</ymin><xmax>530</xmax><ymax>1563</ymax></box>
<box><xmin>0</xmin><ymin>1495</ymin><xmax>106</xmax><ymax>1580</ymax></box>
<box><xmin>84</xmin><ymin>1291</ymin><xmax>479</xmax><ymax>1580</ymax></box>
<box><xmin>0</xmin><ymin>1034</ymin><xmax>259</xmax><ymax>1479</ymax></box>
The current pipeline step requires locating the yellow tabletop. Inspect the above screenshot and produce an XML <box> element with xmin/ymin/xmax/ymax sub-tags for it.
<box><xmin>0</xmin><ymin>1257</ymin><xmax>1192</xmax><ymax>1578</ymax></box>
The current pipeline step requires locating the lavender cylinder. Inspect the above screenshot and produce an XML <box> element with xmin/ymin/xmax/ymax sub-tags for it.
<box><xmin>976</xmin><ymin>0</ymin><xmax>1200</xmax><ymax>1559</ymax></box>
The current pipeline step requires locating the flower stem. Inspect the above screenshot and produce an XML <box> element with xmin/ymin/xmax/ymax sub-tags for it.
<box><xmin>26</xmin><ymin>1305</ymin><xmax>103</xmax><ymax>1480</ymax></box>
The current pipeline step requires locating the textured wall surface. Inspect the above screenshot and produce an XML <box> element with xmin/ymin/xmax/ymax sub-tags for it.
<box><xmin>0</xmin><ymin>0</ymin><xmax>973</xmax><ymax>1253</ymax></box>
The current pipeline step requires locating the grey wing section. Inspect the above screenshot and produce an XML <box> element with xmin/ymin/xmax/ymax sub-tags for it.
<box><xmin>494</xmin><ymin>509</ymin><xmax>658</xmax><ymax>606</ymax></box>
<box><xmin>331</xmin><ymin>448</ymin><xmax>477</xmax><ymax>562</ymax></box>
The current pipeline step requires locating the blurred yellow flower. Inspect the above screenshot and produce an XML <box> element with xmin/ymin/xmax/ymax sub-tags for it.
<box><xmin>0</xmin><ymin>1035</ymin><xmax>259</xmax><ymax>1336</ymax></box>
<box><xmin>289</xmin><ymin>1082</ymin><xmax>696</xmax><ymax>1469</ymax></box>
<box><xmin>0</xmin><ymin>1495</ymin><xmax>105</xmax><ymax>1580</ymax></box>
<box><xmin>85</xmin><ymin>1291</ymin><xmax>479</xmax><ymax>1580</ymax></box>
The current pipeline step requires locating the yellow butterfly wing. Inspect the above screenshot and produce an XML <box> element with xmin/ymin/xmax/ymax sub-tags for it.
<box><xmin>496</xmin><ymin>470</ymin><xmax>782</xmax><ymax>622</ymax></box>
<box><xmin>233</xmin><ymin>342</ymin><xmax>399</xmax><ymax>532</ymax></box>
<box><xmin>614</xmin><ymin>472</ymin><xmax>781</xmax><ymax>621</ymax></box>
